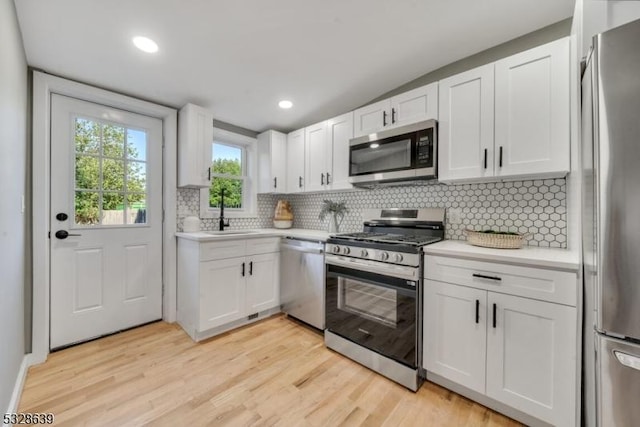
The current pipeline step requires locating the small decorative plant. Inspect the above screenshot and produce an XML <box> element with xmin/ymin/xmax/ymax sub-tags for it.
<box><xmin>319</xmin><ymin>200</ymin><xmax>348</xmax><ymax>233</ymax></box>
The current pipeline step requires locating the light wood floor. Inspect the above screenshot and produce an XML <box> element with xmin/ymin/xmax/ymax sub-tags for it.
<box><xmin>19</xmin><ymin>316</ymin><xmax>522</xmax><ymax>426</ymax></box>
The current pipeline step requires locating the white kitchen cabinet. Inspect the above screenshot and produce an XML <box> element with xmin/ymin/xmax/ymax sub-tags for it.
<box><xmin>286</xmin><ymin>128</ymin><xmax>305</xmax><ymax>193</ymax></box>
<box><xmin>353</xmin><ymin>83</ymin><xmax>438</xmax><ymax>137</ymax></box>
<box><xmin>423</xmin><ymin>253</ymin><xmax>577</xmax><ymax>427</ymax></box>
<box><xmin>494</xmin><ymin>38</ymin><xmax>570</xmax><ymax>178</ymax></box>
<box><xmin>424</xmin><ymin>280</ymin><xmax>487</xmax><ymax>394</ymax></box>
<box><xmin>246</xmin><ymin>252</ymin><xmax>280</xmax><ymax>314</ymax></box>
<box><xmin>486</xmin><ymin>292</ymin><xmax>576</xmax><ymax>427</ymax></box>
<box><xmin>177</xmin><ymin>237</ymin><xmax>281</xmax><ymax>341</ymax></box>
<box><xmin>304</xmin><ymin>121</ymin><xmax>329</xmax><ymax>192</ymax></box>
<box><xmin>200</xmin><ymin>257</ymin><xmax>246</xmax><ymax>330</ymax></box>
<box><xmin>438</xmin><ymin>64</ymin><xmax>495</xmax><ymax>182</ymax></box>
<box><xmin>178</xmin><ymin>103</ymin><xmax>213</xmax><ymax>188</ymax></box>
<box><xmin>326</xmin><ymin>111</ymin><xmax>353</xmax><ymax>191</ymax></box>
<box><xmin>257</xmin><ymin>130</ymin><xmax>287</xmax><ymax>193</ymax></box>
<box><xmin>438</xmin><ymin>38</ymin><xmax>570</xmax><ymax>183</ymax></box>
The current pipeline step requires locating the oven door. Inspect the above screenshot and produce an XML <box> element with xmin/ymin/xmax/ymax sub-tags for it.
<box><xmin>325</xmin><ymin>258</ymin><xmax>418</xmax><ymax>368</ymax></box>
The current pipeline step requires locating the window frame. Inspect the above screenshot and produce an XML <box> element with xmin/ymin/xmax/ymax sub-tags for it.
<box><xmin>200</xmin><ymin>128</ymin><xmax>258</xmax><ymax>218</ymax></box>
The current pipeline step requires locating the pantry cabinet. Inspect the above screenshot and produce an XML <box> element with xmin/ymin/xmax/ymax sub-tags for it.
<box><xmin>178</xmin><ymin>237</ymin><xmax>281</xmax><ymax>341</ymax></box>
<box><xmin>353</xmin><ymin>83</ymin><xmax>438</xmax><ymax>137</ymax></box>
<box><xmin>257</xmin><ymin>130</ymin><xmax>287</xmax><ymax>193</ymax></box>
<box><xmin>438</xmin><ymin>38</ymin><xmax>570</xmax><ymax>183</ymax></box>
<box><xmin>286</xmin><ymin>129</ymin><xmax>305</xmax><ymax>193</ymax></box>
<box><xmin>178</xmin><ymin>103</ymin><xmax>214</xmax><ymax>188</ymax></box>
<box><xmin>423</xmin><ymin>254</ymin><xmax>577</xmax><ymax>427</ymax></box>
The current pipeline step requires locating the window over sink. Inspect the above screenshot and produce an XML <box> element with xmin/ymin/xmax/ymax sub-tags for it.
<box><xmin>200</xmin><ymin>128</ymin><xmax>257</xmax><ymax>218</ymax></box>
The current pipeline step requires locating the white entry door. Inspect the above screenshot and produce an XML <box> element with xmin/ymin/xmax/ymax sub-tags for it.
<box><xmin>50</xmin><ymin>94</ymin><xmax>163</xmax><ymax>349</ymax></box>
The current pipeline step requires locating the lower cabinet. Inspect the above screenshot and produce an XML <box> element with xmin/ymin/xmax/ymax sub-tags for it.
<box><xmin>424</xmin><ymin>256</ymin><xmax>578</xmax><ymax>427</ymax></box>
<box><xmin>178</xmin><ymin>237</ymin><xmax>280</xmax><ymax>341</ymax></box>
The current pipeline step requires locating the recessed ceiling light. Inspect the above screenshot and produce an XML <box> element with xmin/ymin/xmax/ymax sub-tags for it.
<box><xmin>278</xmin><ymin>100</ymin><xmax>293</xmax><ymax>109</ymax></box>
<box><xmin>370</xmin><ymin>143</ymin><xmax>380</xmax><ymax>148</ymax></box>
<box><xmin>132</xmin><ymin>36</ymin><xmax>159</xmax><ymax>53</ymax></box>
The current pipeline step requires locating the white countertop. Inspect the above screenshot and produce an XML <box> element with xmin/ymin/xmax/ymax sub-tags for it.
<box><xmin>176</xmin><ymin>228</ymin><xmax>331</xmax><ymax>242</ymax></box>
<box><xmin>424</xmin><ymin>240</ymin><xmax>580</xmax><ymax>272</ymax></box>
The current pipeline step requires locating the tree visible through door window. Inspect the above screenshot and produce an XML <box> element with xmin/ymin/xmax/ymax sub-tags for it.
<box><xmin>74</xmin><ymin>117</ymin><xmax>148</xmax><ymax>226</ymax></box>
<box><xmin>209</xmin><ymin>142</ymin><xmax>245</xmax><ymax>209</ymax></box>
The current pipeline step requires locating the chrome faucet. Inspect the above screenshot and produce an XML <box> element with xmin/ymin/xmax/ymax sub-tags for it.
<box><xmin>218</xmin><ymin>188</ymin><xmax>230</xmax><ymax>231</ymax></box>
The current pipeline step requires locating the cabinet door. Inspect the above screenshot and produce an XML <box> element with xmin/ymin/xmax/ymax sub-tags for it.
<box><xmin>286</xmin><ymin>129</ymin><xmax>305</xmax><ymax>193</ymax></box>
<box><xmin>486</xmin><ymin>292</ymin><xmax>576</xmax><ymax>426</ymax></box>
<box><xmin>424</xmin><ymin>280</ymin><xmax>487</xmax><ymax>393</ymax></box>
<box><xmin>304</xmin><ymin>121</ymin><xmax>328</xmax><ymax>192</ymax></box>
<box><xmin>199</xmin><ymin>257</ymin><xmax>246</xmax><ymax>330</ymax></box>
<box><xmin>390</xmin><ymin>83</ymin><xmax>438</xmax><ymax>128</ymax></box>
<box><xmin>353</xmin><ymin>99</ymin><xmax>391</xmax><ymax>137</ymax></box>
<box><xmin>246</xmin><ymin>252</ymin><xmax>280</xmax><ymax>314</ymax></box>
<box><xmin>494</xmin><ymin>38</ymin><xmax>570</xmax><ymax>178</ymax></box>
<box><xmin>326</xmin><ymin>112</ymin><xmax>353</xmax><ymax>191</ymax></box>
<box><xmin>438</xmin><ymin>64</ymin><xmax>495</xmax><ymax>182</ymax></box>
<box><xmin>178</xmin><ymin>103</ymin><xmax>213</xmax><ymax>188</ymax></box>
<box><xmin>271</xmin><ymin>131</ymin><xmax>287</xmax><ymax>192</ymax></box>
<box><xmin>257</xmin><ymin>130</ymin><xmax>287</xmax><ymax>194</ymax></box>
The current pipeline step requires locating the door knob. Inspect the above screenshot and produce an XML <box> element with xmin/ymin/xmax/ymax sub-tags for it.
<box><xmin>55</xmin><ymin>230</ymin><xmax>82</xmax><ymax>239</ymax></box>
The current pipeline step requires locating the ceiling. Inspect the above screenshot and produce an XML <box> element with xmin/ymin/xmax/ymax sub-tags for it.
<box><xmin>14</xmin><ymin>0</ymin><xmax>574</xmax><ymax>133</ymax></box>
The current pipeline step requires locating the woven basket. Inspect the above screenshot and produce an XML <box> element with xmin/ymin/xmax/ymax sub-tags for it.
<box><xmin>464</xmin><ymin>229</ymin><xmax>528</xmax><ymax>249</ymax></box>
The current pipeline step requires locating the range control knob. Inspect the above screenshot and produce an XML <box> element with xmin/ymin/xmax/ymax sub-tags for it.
<box><xmin>343</xmin><ymin>246</ymin><xmax>351</xmax><ymax>255</ymax></box>
<box><xmin>332</xmin><ymin>245</ymin><xmax>341</xmax><ymax>254</ymax></box>
<box><xmin>360</xmin><ymin>249</ymin><xmax>369</xmax><ymax>257</ymax></box>
<box><xmin>394</xmin><ymin>253</ymin><xmax>404</xmax><ymax>263</ymax></box>
<box><xmin>380</xmin><ymin>251</ymin><xmax>389</xmax><ymax>261</ymax></box>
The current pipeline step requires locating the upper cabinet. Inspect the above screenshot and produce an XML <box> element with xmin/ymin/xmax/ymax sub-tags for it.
<box><xmin>353</xmin><ymin>83</ymin><xmax>438</xmax><ymax>138</ymax></box>
<box><xmin>326</xmin><ymin>111</ymin><xmax>354</xmax><ymax>191</ymax></box>
<box><xmin>178</xmin><ymin>103</ymin><xmax>213</xmax><ymax>188</ymax></box>
<box><xmin>438</xmin><ymin>64</ymin><xmax>495</xmax><ymax>182</ymax></box>
<box><xmin>438</xmin><ymin>38</ymin><xmax>570</xmax><ymax>183</ymax></box>
<box><xmin>257</xmin><ymin>130</ymin><xmax>287</xmax><ymax>193</ymax></box>
<box><xmin>286</xmin><ymin>128</ymin><xmax>305</xmax><ymax>193</ymax></box>
<box><xmin>494</xmin><ymin>38</ymin><xmax>570</xmax><ymax>178</ymax></box>
<box><xmin>304</xmin><ymin>121</ymin><xmax>329</xmax><ymax>192</ymax></box>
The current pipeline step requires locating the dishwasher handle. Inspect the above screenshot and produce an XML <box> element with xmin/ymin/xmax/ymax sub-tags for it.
<box><xmin>281</xmin><ymin>244</ymin><xmax>324</xmax><ymax>255</ymax></box>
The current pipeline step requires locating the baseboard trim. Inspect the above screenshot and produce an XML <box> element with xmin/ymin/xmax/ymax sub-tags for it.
<box><xmin>4</xmin><ymin>354</ymin><xmax>32</xmax><ymax>424</ymax></box>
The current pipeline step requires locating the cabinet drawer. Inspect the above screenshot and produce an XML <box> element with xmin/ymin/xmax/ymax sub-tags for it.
<box><xmin>246</xmin><ymin>237</ymin><xmax>281</xmax><ymax>255</ymax></box>
<box><xmin>424</xmin><ymin>255</ymin><xmax>576</xmax><ymax>306</ymax></box>
<box><xmin>200</xmin><ymin>240</ymin><xmax>246</xmax><ymax>261</ymax></box>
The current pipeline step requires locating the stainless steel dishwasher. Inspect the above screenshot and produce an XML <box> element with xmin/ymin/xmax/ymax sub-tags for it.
<box><xmin>280</xmin><ymin>237</ymin><xmax>325</xmax><ymax>330</ymax></box>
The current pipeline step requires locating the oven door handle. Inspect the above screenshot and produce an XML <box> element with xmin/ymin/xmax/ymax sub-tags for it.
<box><xmin>325</xmin><ymin>255</ymin><xmax>418</xmax><ymax>282</ymax></box>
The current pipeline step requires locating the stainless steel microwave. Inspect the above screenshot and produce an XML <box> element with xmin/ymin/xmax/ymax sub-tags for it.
<box><xmin>348</xmin><ymin>120</ymin><xmax>437</xmax><ymax>186</ymax></box>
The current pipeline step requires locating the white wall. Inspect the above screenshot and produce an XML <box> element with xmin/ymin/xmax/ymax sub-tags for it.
<box><xmin>0</xmin><ymin>0</ymin><xmax>28</xmax><ymax>413</ymax></box>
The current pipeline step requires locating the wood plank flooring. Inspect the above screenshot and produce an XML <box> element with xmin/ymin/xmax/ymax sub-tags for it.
<box><xmin>19</xmin><ymin>315</ymin><xmax>522</xmax><ymax>426</ymax></box>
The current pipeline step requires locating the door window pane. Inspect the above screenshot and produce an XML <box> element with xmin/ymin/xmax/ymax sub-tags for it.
<box><xmin>74</xmin><ymin>118</ymin><xmax>101</xmax><ymax>155</ymax></box>
<box><xmin>73</xmin><ymin>116</ymin><xmax>149</xmax><ymax>227</ymax></box>
<box><xmin>102</xmin><ymin>159</ymin><xmax>125</xmax><ymax>191</ymax></box>
<box><xmin>127</xmin><ymin>161</ymin><xmax>147</xmax><ymax>193</ymax></box>
<box><xmin>127</xmin><ymin>129</ymin><xmax>147</xmax><ymax>161</ymax></box>
<box><xmin>75</xmin><ymin>191</ymin><xmax>100</xmax><ymax>225</ymax></box>
<box><xmin>75</xmin><ymin>155</ymin><xmax>100</xmax><ymax>190</ymax></box>
<box><xmin>126</xmin><ymin>194</ymin><xmax>147</xmax><ymax>224</ymax></box>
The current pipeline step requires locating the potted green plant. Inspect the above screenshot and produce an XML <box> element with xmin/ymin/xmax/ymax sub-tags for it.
<box><xmin>319</xmin><ymin>200</ymin><xmax>348</xmax><ymax>233</ymax></box>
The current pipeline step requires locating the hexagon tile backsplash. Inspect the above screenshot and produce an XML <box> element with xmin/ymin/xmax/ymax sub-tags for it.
<box><xmin>177</xmin><ymin>178</ymin><xmax>567</xmax><ymax>248</ymax></box>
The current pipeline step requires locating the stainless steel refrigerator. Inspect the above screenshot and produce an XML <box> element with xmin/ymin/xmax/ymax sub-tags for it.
<box><xmin>582</xmin><ymin>18</ymin><xmax>640</xmax><ymax>427</ymax></box>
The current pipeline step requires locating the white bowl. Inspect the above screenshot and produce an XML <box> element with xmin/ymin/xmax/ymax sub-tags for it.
<box><xmin>273</xmin><ymin>220</ymin><xmax>293</xmax><ymax>229</ymax></box>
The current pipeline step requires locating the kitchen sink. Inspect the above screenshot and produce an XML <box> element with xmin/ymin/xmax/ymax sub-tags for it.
<box><xmin>204</xmin><ymin>230</ymin><xmax>261</xmax><ymax>236</ymax></box>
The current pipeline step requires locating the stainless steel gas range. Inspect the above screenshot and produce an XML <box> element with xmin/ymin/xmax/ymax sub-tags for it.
<box><xmin>324</xmin><ymin>208</ymin><xmax>445</xmax><ymax>391</ymax></box>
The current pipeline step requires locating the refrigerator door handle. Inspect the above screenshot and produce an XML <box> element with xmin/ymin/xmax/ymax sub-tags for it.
<box><xmin>614</xmin><ymin>350</ymin><xmax>640</xmax><ymax>371</ymax></box>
